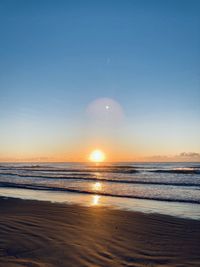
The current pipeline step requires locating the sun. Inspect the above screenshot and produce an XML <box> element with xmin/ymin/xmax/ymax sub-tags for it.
<box><xmin>89</xmin><ymin>149</ymin><xmax>105</xmax><ymax>163</ymax></box>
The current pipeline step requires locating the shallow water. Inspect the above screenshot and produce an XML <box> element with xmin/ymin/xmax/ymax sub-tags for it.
<box><xmin>0</xmin><ymin>162</ymin><xmax>200</xmax><ymax>219</ymax></box>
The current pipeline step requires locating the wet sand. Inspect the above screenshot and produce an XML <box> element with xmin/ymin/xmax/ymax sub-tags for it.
<box><xmin>0</xmin><ymin>197</ymin><xmax>200</xmax><ymax>267</ymax></box>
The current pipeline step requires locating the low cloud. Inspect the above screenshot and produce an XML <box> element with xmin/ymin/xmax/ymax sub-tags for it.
<box><xmin>143</xmin><ymin>152</ymin><xmax>200</xmax><ymax>162</ymax></box>
<box><xmin>179</xmin><ymin>152</ymin><xmax>200</xmax><ymax>158</ymax></box>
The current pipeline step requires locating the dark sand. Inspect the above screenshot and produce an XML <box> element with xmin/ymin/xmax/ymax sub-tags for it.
<box><xmin>0</xmin><ymin>197</ymin><xmax>200</xmax><ymax>267</ymax></box>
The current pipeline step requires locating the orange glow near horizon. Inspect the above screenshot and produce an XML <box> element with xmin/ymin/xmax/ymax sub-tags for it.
<box><xmin>89</xmin><ymin>149</ymin><xmax>106</xmax><ymax>162</ymax></box>
<box><xmin>1</xmin><ymin>144</ymin><xmax>198</xmax><ymax>163</ymax></box>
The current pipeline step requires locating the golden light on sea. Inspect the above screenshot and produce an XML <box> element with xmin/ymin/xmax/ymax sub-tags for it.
<box><xmin>89</xmin><ymin>149</ymin><xmax>105</xmax><ymax>163</ymax></box>
<box><xmin>92</xmin><ymin>195</ymin><xmax>101</xmax><ymax>205</ymax></box>
<box><xmin>92</xmin><ymin>182</ymin><xmax>102</xmax><ymax>191</ymax></box>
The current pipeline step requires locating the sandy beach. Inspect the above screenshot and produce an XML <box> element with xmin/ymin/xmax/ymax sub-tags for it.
<box><xmin>0</xmin><ymin>197</ymin><xmax>199</xmax><ymax>267</ymax></box>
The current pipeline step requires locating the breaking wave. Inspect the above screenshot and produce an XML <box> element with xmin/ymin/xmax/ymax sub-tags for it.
<box><xmin>0</xmin><ymin>181</ymin><xmax>199</xmax><ymax>204</ymax></box>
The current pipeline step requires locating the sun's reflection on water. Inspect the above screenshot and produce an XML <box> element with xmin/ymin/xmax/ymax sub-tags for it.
<box><xmin>92</xmin><ymin>182</ymin><xmax>102</xmax><ymax>191</ymax></box>
<box><xmin>92</xmin><ymin>195</ymin><xmax>101</xmax><ymax>205</ymax></box>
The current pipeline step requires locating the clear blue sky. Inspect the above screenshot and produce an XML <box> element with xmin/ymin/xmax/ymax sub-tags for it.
<box><xmin>0</xmin><ymin>0</ymin><xmax>199</xmax><ymax>161</ymax></box>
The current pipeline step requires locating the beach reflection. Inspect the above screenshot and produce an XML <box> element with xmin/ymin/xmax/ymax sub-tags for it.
<box><xmin>92</xmin><ymin>195</ymin><xmax>101</xmax><ymax>205</ymax></box>
<box><xmin>0</xmin><ymin>188</ymin><xmax>200</xmax><ymax>220</ymax></box>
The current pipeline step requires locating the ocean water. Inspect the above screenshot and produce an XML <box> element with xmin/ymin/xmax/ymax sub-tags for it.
<box><xmin>0</xmin><ymin>162</ymin><xmax>200</xmax><ymax>219</ymax></box>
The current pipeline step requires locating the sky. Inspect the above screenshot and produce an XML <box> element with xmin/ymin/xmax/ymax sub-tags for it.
<box><xmin>0</xmin><ymin>0</ymin><xmax>200</xmax><ymax>162</ymax></box>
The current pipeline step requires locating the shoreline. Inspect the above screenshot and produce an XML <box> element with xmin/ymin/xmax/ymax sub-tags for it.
<box><xmin>0</xmin><ymin>197</ymin><xmax>200</xmax><ymax>266</ymax></box>
<box><xmin>1</xmin><ymin>187</ymin><xmax>200</xmax><ymax>221</ymax></box>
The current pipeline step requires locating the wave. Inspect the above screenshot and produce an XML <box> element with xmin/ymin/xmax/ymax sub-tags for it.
<box><xmin>190</xmin><ymin>165</ymin><xmax>200</xmax><ymax>169</ymax></box>
<box><xmin>0</xmin><ymin>172</ymin><xmax>92</xmax><ymax>177</ymax></box>
<box><xmin>0</xmin><ymin>164</ymin><xmax>53</xmax><ymax>169</ymax></box>
<box><xmin>0</xmin><ymin>172</ymin><xmax>200</xmax><ymax>187</ymax></box>
<box><xmin>0</xmin><ymin>166</ymin><xmax>139</xmax><ymax>174</ymax></box>
<box><xmin>1</xmin><ymin>165</ymin><xmax>199</xmax><ymax>175</ymax></box>
<box><xmin>0</xmin><ymin>181</ymin><xmax>199</xmax><ymax>204</ymax></box>
<box><xmin>151</xmin><ymin>169</ymin><xmax>200</xmax><ymax>174</ymax></box>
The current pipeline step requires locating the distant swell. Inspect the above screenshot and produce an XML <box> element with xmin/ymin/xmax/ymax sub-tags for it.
<box><xmin>0</xmin><ymin>167</ymin><xmax>138</xmax><ymax>174</ymax></box>
<box><xmin>151</xmin><ymin>169</ymin><xmax>200</xmax><ymax>174</ymax></box>
<box><xmin>1</xmin><ymin>166</ymin><xmax>200</xmax><ymax>174</ymax></box>
<box><xmin>0</xmin><ymin>172</ymin><xmax>200</xmax><ymax>187</ymax></box>
<box><xmin>0</xmin><ymin>182</ymin><xmax>199</xmax><ymax>204</ymax></box>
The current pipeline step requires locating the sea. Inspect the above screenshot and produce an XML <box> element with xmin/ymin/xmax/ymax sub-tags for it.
<box><xmin>0</xmin><ymin>162</ymin><xmax>200</xmax><ymax>220</ymax></box>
